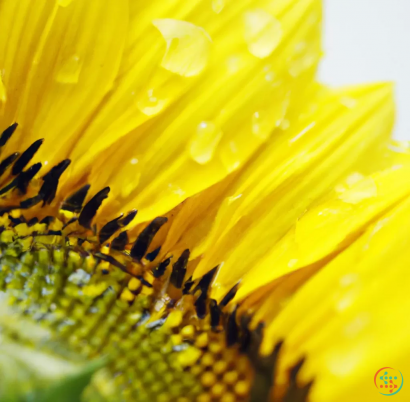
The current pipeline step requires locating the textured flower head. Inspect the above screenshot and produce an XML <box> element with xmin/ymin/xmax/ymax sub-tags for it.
<box><xmin>0</xmin><ymin>0</ymin><xmax>405</xmax><ymax>401</ymax></box>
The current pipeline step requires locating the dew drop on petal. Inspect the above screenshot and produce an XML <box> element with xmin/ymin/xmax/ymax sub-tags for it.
<box><xmin>168</xmin><ymin>182</ymin><xmax>186</xmax><ymax>197</ymax></box>
<box><xmin>336</xmin><ymin>289</ymin><xmax>358</xmax><ymax>312</ymax></box>
<box><xmin>137</xmin><ymin>88</ymin><xmax>166</xmax><ymax>116</ymax></box>
<box><xmin>121</xmin><ymin>169</ymin><xmax>141</xmax><ymax>198</ymax></box>
<box><xmin>340</xmin><ymin>273</ymin><xmax>359</xmax><ymax>287</ymax></box>
<box><xmin>327</xmin><ymin>346</ymin><xmax>363</xmax><ymax>377</ymax></box>
<box><xmin>265</xmin><ymin>72</ymin><xmax>274</xmax><ymax>82</ymax></box>
<box><xmin>243</xmin><ymin>9</ymin><xmax>282</xmax><ymax>59</ymax></box>
<box><xmin>338</xmin><ymin>176</ymin><xmax>377</xmax><ymax>204</ymax></box>
<box><xmin>56</xmin><ymin>55</ymin><xmax>82</xmax><ymax>84</ymax></box>
<box><xmin>289</xmin><ymin>122</ymin><xmax>316</xmax><ymax>144</ymax></box>
<box><xmin>227</xmin><ymin>193</ymin><xmax>243</xmax><ymax>205</ymax></box>
<box><xmin>345</xmin><ymin>172</ymin><xmax>365</xmax><ymax>188</ymax></box>
<box><xmin>280</xmin><ymin>119</ymin><xmax>290</xmax><ymax>130</ymax></box>
<box><xmin>340</xmin><ymin>96</ymin><xmax>357</xmax><ymax>109</ymax></box>
<box><xmin>252</xmin><ymin>111</ymin><xmax>272</xmax><ymax>140</ymax></box>
<box><xmin>212</xmin><ymin>0</ymin><xmax>225</xmax><ymax>14</ymax></box>
<box><xmin>308</xmin><ymin>11</ymin><xmax>320</xmax><ymax>26</ymax></box>
<box><xmin>153</xmin><ymin>19</ymin><xmax>212</xmax><ymax>77</ymax></box>
<box><xmin>189</xmin><ymin>121</ymin><xmax>223</xmax><ymax>165</ymax></box>
<box><xmin>226</xmin><ymin>55</ymin><xmax>246</xmax><ymax>75</ymax></box>
<box><xmin>219</xmin><ymin>140</ymin><xmax>241</xmax><ymax>173</ymax></box>
<box><xmin>288</xmin><ymin>44</ymin><xmax>319</xmax><ymax>77</ymax></box>
<box><xmin>344</xmin><ymin>314</ymin><xmax>370</xmax><ymax>338</ymax></box>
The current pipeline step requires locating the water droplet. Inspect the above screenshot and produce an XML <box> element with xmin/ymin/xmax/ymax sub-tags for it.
<box><xmin>265</xmin><ymin>72</ymin><xmax>274</xmax><ymax>82</ymax></box>
<box><xmin>289</xmin><ymin>122</ymin><xmax>316</xmax><ymax>144</ymax></box>
<box><xmin>307</xmin><ymin>11</ymin><xmax>320</xmax><ymax>26</ymax></box>
<box><xmin>289</xmin><ymin>43</ymin><xmax>318</xmax><ymax>77</ymax></box>
<box><xmin>56</xmin><ymin>55</ymin><xmax>82</xmax><ymax>84</ymax></box>
<box><xmin>338</xmin><ymin>176</ymin><xmax>377</xmax><ymax>205</ymax></box>
<box><xmin>340</xmin><ymin>273</ymin><xmax>359</xmax><ymax>287</ymax></box>
<box><xmin>168</xmin><ymin>183</ymin><xmax>186</xmax><ymax>197</ymax></box>
<box><xmin>130</xmin><ymin>158</ymin><xmax>138</xmax><ymax>165</ymax></box>
<box><xmin>153</xmin><ymin>19</ymin><xmax>212</xmax><ymax>77</ymax></box>
<box><xmin>243</xmin><ymin>9</ymin><xmax>282</xmax><ymax>59</ymax></box>
<box><xmin>189</xmin><ymin>121</ymin><xmax>223</xmax><ymax>164</ymax></box>
<box><xmin>58</xmin><ymin>0</ymin><xmax>73</xmax><ymax>6</ymax></box>
<box><xmin>340</xmin><ymin>96</ymin><xmax>357</xmax><ymax>109</ymax></box>
<box><xmin>226</xmin><ymin>55</ymin><xmax>245</xmax><ymax>75</ymax></box>
<box><xmin>227</xmin><ymin>193</ymin><xmax>242</xmax><ymax>205</ymax></box>
<box><xmin>280</xmin><ymin>119</ymin><xmax>290</xmax><ymax>130</ymax></box>
<box><xmin>212</xmin><ymin>0</ymin><xmax>224</xmax><ymax>14</ymax></box>
<box><xmin>345</xmin><ymin>172</ymin><xmax>364</xmax><ymax>188</ymax></box>
<box><xmin>137</xmin><ymin>88</ymin><xmax>166</xmax><ymax>116</ymax></box>
<box><xmin>344</xmin><ymin>313</ymin><xmax>369</xmax><ymax>337</ymax></box>
<box><xmin>219</xmin><ymin>141</ymin><xmax>241</xmax><ymax>173</ymax></box>
<box><xmin>252</xmin><ymin>111</ymin><xmax>272</xmax><ymax>140</ymax></box>
<box><xmin>122</xmin><ymin>172</ymin><xmax>141</xmax><ymax>198</ymax></box>
<box><xmin>327</xmin><ymin>349</ymin><xmax>363</xmax><ymax>376</ymax></box>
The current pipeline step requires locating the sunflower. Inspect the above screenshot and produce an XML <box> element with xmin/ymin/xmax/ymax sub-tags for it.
<box><xmin>0</xmin><ymin>0</ymin><xmax>405</xmax><ymax>401</ymax></box>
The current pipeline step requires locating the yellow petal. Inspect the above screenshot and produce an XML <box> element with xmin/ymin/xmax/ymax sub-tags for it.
<box><xmin>153</xmin><ymin>18</ymin><xmax>212</xmax><ymax>77</ymax></box>
<box><xmin>0</xmin><ymin>0</ymin><xmax>57</xmax><ymax>122</ymax></box>
<box><xmin>72</xmin><ymin>0</ymin><xmax>323</xmax><ymax>225</ymax></box>
<box><xmin>243</xmin><ymin>8</ymin><xmax>283</xmax><ymax>58</ymax></box>
<box><xmin>264</xmin><ymin>188</ymin><xmax>410</xmax><ymax>402</ymax></box>
<box><xmin>188</xmin><ymin>83</ymin><xmax>395</xmax><ymax>300</ymax></box>
<box><xmin>238</xmin><ymin>161</ymin><xmax>410</xmax><ymax>300</ymax></box>
<box><xmin>0</xmin><ymin>0</ymin><xmax>129</xmax><ymax>167</ymax></box>
<box><xmin>0</xmin><ymin>74</ymin><xmax>6</xmax><ymax>104</ymax></box>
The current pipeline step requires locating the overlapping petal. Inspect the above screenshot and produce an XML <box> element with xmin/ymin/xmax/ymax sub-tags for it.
<box><xmin>0</xmin><ymin>0</ymin><xmax>408</xmax><ymax>401</ymax></box>
<box><xmin>260</xmin><ymin>170</ymin><xmax>410</xmax><ymax>401</ymax></box>
<box><xmin>0</xmin><ymin>0</ymin><xmax>323</xmax><ymax>225</ymax></box>
<box><xmin>159</xmin><ymin>82</ymin><xmax>395</xmax><ymax>300</ymax></box>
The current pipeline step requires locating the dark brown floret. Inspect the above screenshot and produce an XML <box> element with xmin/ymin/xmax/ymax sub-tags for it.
<box><xmin>78</xmin><ymin>186</ymin><xmax>110</xmax><ymax>229</ymax></box>
<box><xmin>62</xmin><ymin>184</ymin><xmax>91</xmax><ymax>212</ymax></box>
<box><xmin>0</xmin><ymin>125</ymin><xmax>313</xmax><ymax>402</ymax></box>
<box><xmin>99</xmin><ymin>209</ymin><xmax>137</xmax><ymax>244</ymax></box>
<box><xmin>12</xmin><ymin>139</ymin><xmax>44</xmax><ymax>175</ymax></box>
<box><xmin>130</xmin><ymin>216</ymin><xmax>168</xmax><ymax>260</ymax></box>
<box><xmin>0</xmin><ymin>122</ymin><xmax>18</xmax><ymax>147</ymax></box>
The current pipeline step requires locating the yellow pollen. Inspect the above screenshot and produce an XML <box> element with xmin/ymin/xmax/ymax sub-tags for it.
<box><xmin>201</xmin><ymin>371</ymin><xmax>217</xmax><ymax>388</ymax></box>
<box><xmin>211</xmin><ymin>382</ymin><xmax>226</xmax><ymax>398</ymax></box>
<box><xmin>201</xmin><ymin>352</ymin><xmax>215</xmax><ymax>367</ymax></box>
<box><xmin>214</xmin><ymin>360</ymin><xmax>228</xmax><ymax>375</ymax></box>
<box><xmin>177</xmin><ymin>346</ymin><xmax>202</xmax><ymax>367</ymax></box>
<box><xmin>181</xmin><ymin>324</ymin><xmax>196</xmax><ymax>339</ymax></box>
<box><xmin>234</xmin><ymin>380</ymin><xmax>251</xmax><ymax>396</ymax></box>
<box><xmin>120</xmin><ymin>288</ymin><xmax>135</xmax><ymax>302</ymax></box>
<box><xmin>197</xmin><ymin>393</ymin><xmax>212</xmax><ymax>402</ymax></box>
<box><xmin>195</xmin><ymin>332</ymin><xmax>209</xmax><ymax>348</ymax></box>
<box><xmin>221</xmin><ymin>393</ymin><xmax>236</xmax><ymax>402</ymax></box>
<box><xmin>128</xmin><ymin>277</ymin><xmax>141</xmax><ymax>291</ymax></box>
<box><xmin>165</xmin><ymin>310</ymin><xmax>184</xmax><ymax>328</ymax></box>
<box><xmin>209</xmin><ymin>341</ymin><xmax>223</xmax><ymax>354</ymax></box>
<box><xmin>223</xmin><ymin>371</ymin><xmax>239</xmax><ymax>385</ymax></box>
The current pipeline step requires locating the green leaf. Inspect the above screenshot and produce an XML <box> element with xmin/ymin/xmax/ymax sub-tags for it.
<box><xmin>35</xmin><ymin>360</ymin><xmax>106</xmax><ymax>402</ymax></box>
<box><xmin>0</xmin><ymin>299</ymin><xmax>106</xmax><ymax>402</ymax></box>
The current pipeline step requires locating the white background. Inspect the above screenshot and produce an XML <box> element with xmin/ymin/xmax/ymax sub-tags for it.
<box><xmin>318</xmin><ymin>0</ymin><xmax>410</xmax><ymax>140</ymax></box>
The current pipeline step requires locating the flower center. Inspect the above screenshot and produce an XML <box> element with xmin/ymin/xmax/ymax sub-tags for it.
<box><xmin>0</xmin><ymin>229</ymin><xmax>254</xmax><ymax>401</ymax></box>
<box><xmin>0</xmin><ymin>124</ymin><xmax>312</xmax><ymax>401</ymax></box>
